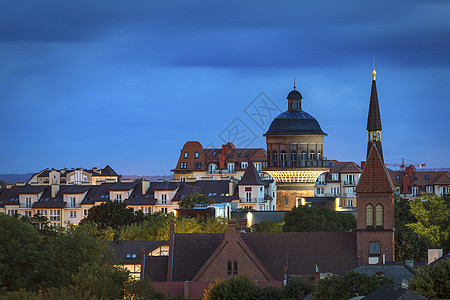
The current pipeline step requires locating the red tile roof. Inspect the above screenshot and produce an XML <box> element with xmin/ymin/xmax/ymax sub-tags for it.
<box><xmin>356</xmin><ymin>145</ymin><xmax>394</xmax><ymax>194</ymax></box>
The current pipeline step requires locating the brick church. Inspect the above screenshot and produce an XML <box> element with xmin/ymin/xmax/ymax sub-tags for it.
<box><xmin>139</xmin><ymin>68</ymin><xmax>396</xmax><ymax>298</ymax></box>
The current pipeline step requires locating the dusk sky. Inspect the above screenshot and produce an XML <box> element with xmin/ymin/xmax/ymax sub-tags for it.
<box><xmin>1</xmin><ymin>0</ymin><xmax>449</xmax><ymax>176</ymax></box>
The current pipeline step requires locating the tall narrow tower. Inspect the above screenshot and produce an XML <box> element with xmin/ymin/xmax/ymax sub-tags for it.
<box><xmin>355</xmin><ymin>67</ymin><xmax>395</xmax><ymax>264</ymax></box>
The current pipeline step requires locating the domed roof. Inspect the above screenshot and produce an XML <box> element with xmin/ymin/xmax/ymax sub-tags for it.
<box><xmin>287</xmin><ymin>89</ymin><xmax>302</xmax><ymax>100</ymax></box>
<box><xmin>265</xmin><ymin>110</ymin><xmax>326</xmax><ymax>136</ymax></box>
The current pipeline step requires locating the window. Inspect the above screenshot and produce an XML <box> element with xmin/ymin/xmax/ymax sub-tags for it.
<box><xmin>245</xmin><ymin>192</ymin><xmax>252</xmax><ymax>202</ymax></box>
<box><xmin>233</xmin><ymin>260</ymin><xmax>238</xmax><ymax>275</ymax></box>
<box><xmin>209</xmin><ymin>163</ymin><xmax>216</xmax><ymax>173</ymax></box>
<box><xmin>347</xmin><ymin>199</ymin><xmax>353</xmax><ymax>207</ymax></box>
<box><xmin>290</xmin><ymin>151</ymin><xmax>297</xmax><ymax>162</ymax></box>
<box><xmin>180</xmin><ymin>177</ymin><xmax>186</xmax><ymax>182</ymax></box>
<box><xmin>280</xmin><ymin>151</ymin><xmax>287</xmax><ymax>167</ymax></box>
<box><xmin>241</xmin><ymin>162</ymin><xmax>248</xmax><ymax>169</ymax></box>
<box><xmin>69</xmin><ymin>211</ymin><xmax>77</xmax><ymax>218</ymax></box>
<box><xmin>316</xmin><ymin>188</ymin><xmax>324</xmax><ymax>195</ymax></box>
<box><xmin>7</xmin><ymin>210</ymin><xmax>18</xmax><ymax>216</ymax></box>
<box><xmin>440</xmin><ymin>186</ymin><xmax>448</xmax><ymax>195</ymax></box>
<box><xmin>309</xmin><ymin>150</ymin><xmax>316</xmax><ymax>160</ymax></box>
<box><xmin>426</xmin><ymin>186</ymin><xmax>433</xmax><ymax>193</ymax></box>
<box><xmin>366</xmin><ymin>205</ymin><xmax>374</xmax><ymax>227</ymax></box>
<box><xmin>116</xmin><ymin>194</ymin><xmax>122</xmax><ymax>202</ymax></box>
<box><xmin>194</xmin><ymin>162</ymin><xmax>202</xmax><ymax>169</ymax></box>
<box><xmin>285</xmin><ymin>197</ymin><xmax>289</xmax><ymax>206</ymax></box>
<box><xmin>412</xmin><ymin>186</ymin><xmax>419</xmax><ymax>197</ymax></box>
<box><xmin>195</xmin><ymin>152</ymin><xmax>199</xmax><ymax>158</ymax></box>
<box><xmin>180</xmin><ymin>162</ymin><xmax>187</xmax><ymax>169</ymax></box>
<box><xmin>318</xmin><ymin>151</ymin><xmax>322</xmax><ymax>160</ymax></box>
<box><xmin>161</xmin><ymin>207</ymin><xmax>168</xmax><ymax>214</ymax></box>
<box><xmin>161</xmin><ymin>194</ymin><xmax>167</xmax><ymax>204</ymax></box>
<box><xmin>212</xmin><ymin>151</ymin><xmax>217</xmax><ymax>157</ymax></box>
<box><xmin>38</xmin><ymin>210</ymin><xmax>47</xmax><ymax>217</ymax></box>
<box><xmin>346</xmin><ymin>174</ymin><xmax>355</xmax><ymax>185</ymax></box>
<box><xmin>238</xmin><ymin>153</ymin><xmax>241</xmax><ymax>157</ymax></box>
<box><xmin>254</xmin><ymin>162</ymin><xmax>261</xmax><ymax>172</ymax></box>
<box><xmin>376</xmin><ymin>205</ymin><xmax>383</xmax><ymax>227</ymax></box>
<box><xmin>331</xmin><ymin>187</ymin><xmax>340</xmax><ymax>195</ymax></box>
<box><xmin>228</xmin><ymin>163</ymin><xmax>235</xmax><ymax>173</ymax></box>
<box><xmin>227</xmin><ymin>260</ymin><xmax>232</xmax><ymax>275</ymax></box>
<box><xmin>24</xmin><ymin>211</ymin><xmax>32</xmax><ymax>218</ymax></box>
<box><xmin>300</xmin><ymin>150</ymin><xmax>307</xmax><ymax>160</ymax></box>
<box><xmin>317</xmin><ymin>174</ymin><xmax>325</xmax><ymax>185</ymax></box>
<box><xmin>332</xmin><ymin>173</ymin><xmax>339</xmax><ymax>180</ymax></box>
<box><xmin>184</xmin><ymin>152</ymin><xmax>188</xmax><ymax>158</ymax></box>
<box><xmin>50</xmin><ymin>210</ymin><xmax>60</xmax><ymax>222</ymax></box>
<box><xmin>396</xmin><ymin>175</ymin><xmax>400</xmax><ymax>180</ymax></box>
<box><xmin>69</xmin><ymin>197</ymin><xmax>76</xmax><ymax>208</ymax></box>
<box><xmin>425</xmin><ymin>175</ymin><xmax>429</xmax><ymax>180</ymax></box>
<box><xmin>369</xmin><ymin>242</ymin><xmax>381</xmax><ymax>255</ymax></box>
<box><xmin>346</xmin><ymin>187</ymin><xmax>355</xmax><ymax>196</ymax></box>
<box><xmin>83</xmin><ymin>209</ymin><xmax>89</xmax><ymax>218</ymax></box>
<box><xmin>272</xmin><ymin>151</ymin><xmax>278</xmax><ymax>166</ymax></box>
<box><xmin>245</xmin><ymin>153</ymin><xmax>249</xmax><ymax>157</ymax></box>
<box><xmin>24</xmin><ymin>197</ymin><xmax>32</xmax><ymax>208</ymax></box>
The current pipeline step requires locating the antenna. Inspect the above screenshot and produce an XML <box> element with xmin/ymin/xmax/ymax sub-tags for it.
<box><xmin>293</xmin><ymin>77</ymin><xmax>296</xmax><ymax>90</ymax></box>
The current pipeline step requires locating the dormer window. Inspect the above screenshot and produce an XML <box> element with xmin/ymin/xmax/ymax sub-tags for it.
<box><xmin>184</xmin><ymin>152</ymin><xmax>188</xmax><ymax>158</ymax></box>
<box><xmin>227</xmin><ymin>163</ymin><xmax>235</xmax><ymax>173</ymax></box>
<box><xmin>241</xmin><ymin>162</ymin><xmax>248</xmax><ymax>169</ymax></box>
<box><xmin>332</xmin><ymin>173</ymin><xmax>339</xmax><ymax>181</ymax></box>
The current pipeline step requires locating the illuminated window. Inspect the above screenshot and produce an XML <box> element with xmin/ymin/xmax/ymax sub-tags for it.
<box><xmin>376</xmin><ymin>205</ymin><xmax>383</xmax><ymax>227</ymax></box>
<box><xmin>195</xmin><ymin>152</ymin><xmax>199</xmax><ymax>158</ymax></box>
<box><xmin>366</xmin><ymin>204</ymin><xmax>374</xmax><ymax>227</ymax></box>
<box><xmin>184</xmin><ymin>152</ymin><xmax>188</xmax><ymax>158</ymax></box>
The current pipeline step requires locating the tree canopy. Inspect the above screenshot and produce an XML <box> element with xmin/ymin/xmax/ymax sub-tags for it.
<box><xmin>283</xmin><ymin>206</ymin><xmax>356</xmax><ymax>232</ymax></box>
<box><xmin>409</xmin><ymin>259</ymin><xmax>450</xmax><ymax>298</ymax></box>
<box><xmin>179</xmin><ymin>193</ymin><xmax>214</xmax><ymax>208</ymax></box>
<box><xmin>80</xmin><ymin>200</ymin><xmax>140</xmax><ymax>229</ymax></box>
<box><xmin>314</xmin><ymin>271</ymin><xmax>394</xmax><ymax>300</ymax></box>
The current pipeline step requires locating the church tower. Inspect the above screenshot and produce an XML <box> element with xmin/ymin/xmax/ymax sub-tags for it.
<box><xmin>355</xmin><ymin>67</ymin><xmax>395</xmax><ymax>265</ymax></box>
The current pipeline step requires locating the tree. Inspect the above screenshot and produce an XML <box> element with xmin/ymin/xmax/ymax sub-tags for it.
<box><xmin>409</xmin><ymin>259</ymin><xmax>450</xmax><ymax>299</ymax></box>
<box><xmin>406</xmin><ymin>193</ymin><xmax>450</xmax><ymax>252</ymax></box>
<box><xmin>251</xmin><ymin>221</ymin><xmax>283</xmax><ymax>232</ymax></box>
<box><xmin>203</xmin><ymin>274</ymin><xmax>263</xmax><ymax>300</ymax></box>
<box><xmin>179</xmin><ymin>193</ymin><xmax>214</xmax><ymax>208</ymax></box>
<box><xmin>0</xmin><ymin>214</ymin><xmax>52</xmax><ymax>293</ymax></box>
<box><xmin>315</xmin><ymin>271</ymin><xmax>394</xmax><ymax>300</ymax></box>
<box><xmin>125</xmin><ymin>278</ymin><xmax>165</xmax><ymax>300</ymax></box>
<box><xmin>283</xmin><ymin>277</ymin><xmax>314</xmax><ymax>299</ymax></box>
<box><xmin>80</xmin><ymin>200</ymin><xmax>137</xmax><ymax>229</ymax></box>
<box><xmin>283</xmin><ymin>206</ymin><xmax>356</xmax><ymax>232</ymax></box>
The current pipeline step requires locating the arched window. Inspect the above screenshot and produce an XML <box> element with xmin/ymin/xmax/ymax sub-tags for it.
<box><xmin>290</xmin><ymin>150</ymin><xmax>297</xmax><ymax>165</ymax></box>
<box><xmin>209</xmin><ymin>163</ymin><xmax>216</xmax><ymax>173</ymax></box>
<box><xmin>300</xmin><ymin>150</ymin><xmax>307</xmax><ymax>161</ymax></box>
<box><xmin>233</xmin><ymin>260</ymin><xmax>238</xmax><ymax>275</ymax></box>
<box><xmin>376</xmin><ymin>204</ymin><xmax>383</xmax><ymax>227</ymax></box>
<box><xmin>227</xmin><ymin>260</ymin><xmax>232</xmax><ymax>275</ymax></box>
<box><xmin>318</xmin><ymin>151</ymin><xmax>322</xmax><ymax>160</ymax></box>
<box><xmin>272</xmin><ymin>151</ymin><xmax>278</xmax><ymax>167</ymax></box>
<box><xmin>280</xmin><ymin>151</ymin><xmax>287</xmax><ymax>167</ymax></box>
<box><xmin>366</xmin><ymin>204</ymin><xmax>374</xmax><ymax>227</ymax></box>
<box><xmin>309</xmin><ymin>150</ymin><xmax>316</xmax><ymax>160</ymax></box>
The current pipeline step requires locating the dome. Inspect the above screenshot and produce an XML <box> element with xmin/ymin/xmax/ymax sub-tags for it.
<box><xmin>287</xmin><ymin>89</ymin><xmax>302</xmax><ymax>100</ymax></box>
<box><xmin>265</xmin><ymin>110</ymin><xmax>326</xmax><ymax>136</ymax></box>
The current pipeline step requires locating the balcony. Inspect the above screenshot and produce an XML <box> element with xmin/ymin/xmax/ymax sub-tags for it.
<box><xmin>239</xmin><ymin>198</ymin><xmax>266</xmax><ymax>204</ymax></box>
<box><xmin>67</xmin><ymin>204</ymin><xmax>81</xmax><ymax>208</ymax></box>
<box><xmin>325</xmin><ymin>193</ymin><xmax>340</xmax><ymax>197</ymax></box>
<box><xmin>342</xmin><ymin>193</ymin><xmax>356</xmax><ymax>198</ymax></box>
<box><xmin>207</xmin><ymin>169</ymin><xmax>236</xmax><ymax>175</ymax></box>
<box><xmin>315</xmin><ymin>181</ymin><xmax>326</xmax><ymax>186</ymax></box>
<box><xmin>344</xmin><ymin>181</ymin><xmax>356</xmax><ymax>186</ymax></box>
<box><xmin>267</xmin><ymin>159</ymin><xmax>331</xmax><ymax>168</ymax></box>
<box><xmin>20</xmin><ymin>204</ymin><xmax>32</xmax><ymax>208</ymax></box>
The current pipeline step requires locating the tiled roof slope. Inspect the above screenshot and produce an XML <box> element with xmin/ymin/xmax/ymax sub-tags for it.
<box><xmin>146</xmin><ymin>256</ymin><xmax>169</xmax><ymax>282</ymax></box>
<box><xmin>239</xmin><ymin>162</ymin><xmax>266</xmax><ymax>185</ymax></box>
<box><xmin>354</xmin><ymin>265</ymin><xmax>415</xmax><ymax>285</ymax></box>
<box><xmin>108</xmin><ymin>240</ymin><xmax>166</xmax><ymax>264</ymax></box>
<box><xmin>242</xmin><ymin>232</ymin><xmax>357</xmax><ymax>279</ymax></box>
<box><xmin>362</xmin><ymin>284</ymin><xmax>426</xmax><ymax>300</ymax></box>
<box><xmin>171</xmin><ymin>233</ymin><xmax>224</xmax><ymax>281</ymax></box>
<box><xmin>356</xmin><ymin>145</ymin><xmax>394</xmax><ymax>194</ymax></box>
<box><xmin>434</xmin><ymin>173</ymin><xmax>450</xmax><ymax>185</ymax></box>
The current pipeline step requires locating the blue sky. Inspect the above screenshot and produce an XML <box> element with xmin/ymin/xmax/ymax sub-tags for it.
<box><xmin>0</xmin><ymin>0</ymin><xmax>449</xmax><ymax>175</ymax></box>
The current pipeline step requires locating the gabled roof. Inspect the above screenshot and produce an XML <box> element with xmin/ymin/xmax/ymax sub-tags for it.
<box><xmin>362</xmin><ymin>284</ymin><xmax>426</xmax><ymax>300</ymax></box>
<box><xmin>242</xmin><ymin>232</ymin><xmax>357</xmax><ymax>280</ymax></box>
<box><xmin>356</xmin><ymin>144</ymin><xmax>395</xmax><ymax>193</ymax></box>
<box><xmin>239</xmin><ymin>162</ymin><xmax>265</xmax><ymax>186</ymax></box>
<box><xmin>100</xmin><ymin>165</ymin><xmax>118</xmax><ymax>176</ymax></box>
<box><xmin>152</xmin><ymin>182</ymin><xmax>181</xmax><ymax>191</ymax></box>
<box><xmin>17</xmin><ymin>185</ymin><xmax>48</xmax><ymax>194</ymax></box>
<box><xmin>60</xmin><ymin>185</ymin><xmax>92</xmax><ymax>194</ymax></box>
<box><xmin>434</xmin><ymin>173</ymin><xmax>450</xmax><ymax>185</ymax></box>
<box><xmin>353</xmin><ymin>265</ymin><xmax>415</xmax><ymax>285</ymax></box>
<box><xmin>171</xmin><ymin>233</ymin><xmax>224</xmax><ymax>281</ymax></box>
<box><xmin>108</xmin><ymin>240</ymin><xmax>166</xmax><ymax>264</ymax></box>
<box><xmin>107</xmin><ymin>182</ymin><xmax>139</xmax><ymax>191</ymax></box>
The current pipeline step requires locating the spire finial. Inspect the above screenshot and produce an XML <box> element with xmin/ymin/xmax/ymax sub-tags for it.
<box><xmin>293</xmin><ymin>77</ymin><xmax>296</xmax><ymax>90</ymax></box>
<box><xmin>372</xmin><ymin>55</ymin><xmax>376</xmax><ymax>81</ymax></box>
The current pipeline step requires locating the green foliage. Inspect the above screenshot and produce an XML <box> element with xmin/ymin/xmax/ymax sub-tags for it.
<box><xmin>20</xmin><ymin>214</ymin><xmax>60</xmax><ymax>239</ymax></box>
<box><xmin>283</xmin><ymin>277</ymin><xmax>314</xmax><ymax>299</ymax></box>
<box><xmin>0</xmin><ymin>289</ymin><xmax>36</xmax><ymax>300</ymax></box>
<box><xmin>0</xmin><ymin>214</ymin><xmax>52</xmax><ymax>293</ymax></box>
<box><xmin>283</xmin><ymin>206</ymin><xmax>356</xmax><ymax>232</ymax></box>
<box><xmin>314</xmin><ymin>271</ymin><xmax>394</xmax><ymax>300</ymax></box>
<box><xmin>179</xmin><ymin>193</ymin><xmax>214</xmax><ymax>208</ymax></box>
<box><xmin>80</xmin><ymin>200</ymin><xmax>138</xmax><ymax>229</ymax></box>
<box><xmin>202</xmin><ymin>274</ymin><xmax>262</xmax><ymax>300</ymax></box>
<box><xmin>395</xmin><ymin>227</ymin><xmax>438</xmax><ymax>261</ymax></box>
<box><xmin>125</xmin><ymin>278</ymin><xmax>165</xmax><ymax>300</ymax></box>
<box><xmin>251</xmin><ymin>221</ymin><xmax>283</xmax><ymax>232</ymax></box>
<box><xmin>409</xmin><ymin>259</ymin><xmax>450</xmax><ymax>298</ymax></box>
<box><xmin>72</xmin><ymin>263</ymin><xmax>130</xmax><ymax>300</ymax></box>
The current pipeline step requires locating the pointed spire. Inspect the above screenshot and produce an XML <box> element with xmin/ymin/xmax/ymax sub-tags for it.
<box><xmin>366</xmin><ymin>65</ymin><xmax>383</xmax><ymax>160</ymax></box>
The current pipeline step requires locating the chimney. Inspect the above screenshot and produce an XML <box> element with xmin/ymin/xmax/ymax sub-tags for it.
<box><xmin>314</xmin><ymin>265</ymin><xmax>320</xmax><ymax>286</ymax></box>
<box><xmin>51</xmin><ymin>184</ymin><xmax>60</xmax><ymax>198</ymax></box>
<box><xmin>238</xmin><ymin>219</ymin><xmax>247</xmax><ymax>232</ymax></box>
<box><xmin>360</xmin><ymin>161</ymin><xmax>366</xmax><ymax>169</ymax></box>
<box><xmin>222</xmin><ymin>144</ymin><xmax>228</xmax><ymax>154</ymax></box>
<box><xmin>142</xmin><ymin>180</ymin><xmax>150</xmax><ymax>194</ymax></box>
<box><xmin>225</xmin><ymin>220</ymin><xmax>239</xmax><ymax>239</ymax></box>
<box><xmin>229</xmin><ymin>179</ymin><xmax>237</xmax><ymax>196</ymax></box>
<box><xmin>219</xmin><ymin>154</ymin><xmax>226</xmax><ymax>169</ymax></box>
